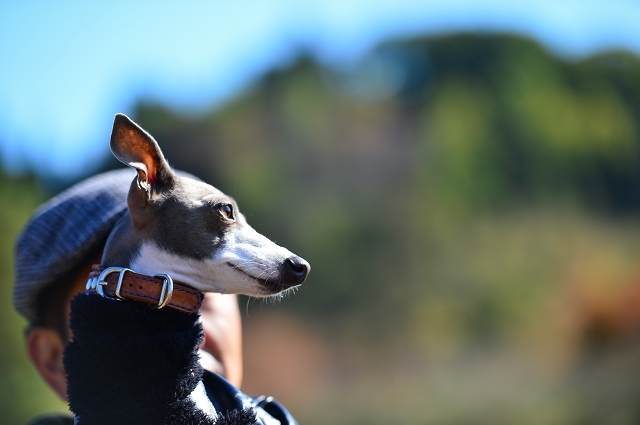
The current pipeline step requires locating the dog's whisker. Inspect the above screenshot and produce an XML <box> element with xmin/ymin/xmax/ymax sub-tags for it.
<box><xmin>245</xmin><ymin>296</ymin><xmax>252</xmax><ymax>317</ymax></box>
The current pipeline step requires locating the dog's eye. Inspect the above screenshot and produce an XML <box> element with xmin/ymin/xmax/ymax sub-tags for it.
<box><xmin>217</xmin><ymin>204</ymin><xmax>234</xmax><ymax>221</ymax></box>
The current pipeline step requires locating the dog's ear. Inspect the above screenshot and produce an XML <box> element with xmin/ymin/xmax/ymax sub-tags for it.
<box><xmin>110</xmin><ymin>113</ymin><xmax>175</xmax><ymax>194</ymax></box>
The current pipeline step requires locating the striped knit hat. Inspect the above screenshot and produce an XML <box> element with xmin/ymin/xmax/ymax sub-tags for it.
<box><xmin>13</xmin><ymin>169</ymin><xmax>135</xmax><ymax>324</ymax></box>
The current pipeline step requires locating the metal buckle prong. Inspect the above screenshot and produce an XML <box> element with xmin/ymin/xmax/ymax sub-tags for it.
<box><xmin>154</xmin><ymin>273</ymin><xmax>174</xmax><ymax>309</ymax></box>
<box><xmin>95</xmin><ymin>267</ymin><xmax>133</xmax><ymax>299</ymax></box>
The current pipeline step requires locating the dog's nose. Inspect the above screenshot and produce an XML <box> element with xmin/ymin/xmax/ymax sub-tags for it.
<box><xmin>283</xmin><ymin>256</ymin><xmax>310</xmax><ymax>286</ymax></box>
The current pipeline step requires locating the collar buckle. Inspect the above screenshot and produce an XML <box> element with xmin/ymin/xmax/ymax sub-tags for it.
<box><xmin>86</xmin><ymin>266</ymin><xmax>133</xmax><ymax>300</ymax></box>
<box><xmin>153</xmin><ymin>273</ymin><xmax>174</xmax><ymax>309</ymax></box>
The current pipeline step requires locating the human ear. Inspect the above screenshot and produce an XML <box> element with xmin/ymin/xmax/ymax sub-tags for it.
<box><xmin>27</xmin><ymin>327</ymin><xmax>68</xmax><ymax>401</ymax></box>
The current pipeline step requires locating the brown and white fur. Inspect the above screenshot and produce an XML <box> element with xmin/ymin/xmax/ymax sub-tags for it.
<box><xmin>103</xmin><ymin>113</ymin><xmax>309</xmax><ymax>296</ymax></box>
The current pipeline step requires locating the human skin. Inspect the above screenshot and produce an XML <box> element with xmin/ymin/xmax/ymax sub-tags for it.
<box><xmin>26</xmin><ymin>251</ymin><xmax>243</xmax><ymax>401</ymax></box>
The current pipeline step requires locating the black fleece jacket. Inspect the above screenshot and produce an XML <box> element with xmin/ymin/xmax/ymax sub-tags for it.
<box><xmin>63</xmin><ymin>292</ymin><xmax>296</xmax><ymax>425</ymax></box>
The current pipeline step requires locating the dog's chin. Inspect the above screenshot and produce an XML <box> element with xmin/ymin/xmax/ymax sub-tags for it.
<box><xmin>224</xmin><ymin>262</ymin><xmax>298</xmax><ymax>297</ymax></box>
<box><xmin>254</xmin><ymin>280</ymin><xmax>302</xmax><ymax>297</ymax></box>
<box><xmin>232</xmin><ymin>278</ymin><xmax>296</xmax><ymax>298</ymax></box>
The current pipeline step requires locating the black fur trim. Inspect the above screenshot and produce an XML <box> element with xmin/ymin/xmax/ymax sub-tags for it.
<box><xmin>64</xmin><ymin>293</ymin><xmax>257</xmax><ymax>425</ymax></box>
<box><xmin>213</xmin><ymin>409</ymin><xmax>259</xmax><ymax>425</ymax></box>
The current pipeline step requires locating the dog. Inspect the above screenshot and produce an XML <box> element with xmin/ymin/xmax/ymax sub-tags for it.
<box><xmin>66</xmin><ymin>114</ymin><xmax>310</xmax><ymax>425</ymax></box>
<box><xmin>102</xmin><ymin>113</ymin><xmax>309</xmax><ymax>297</ymax></box>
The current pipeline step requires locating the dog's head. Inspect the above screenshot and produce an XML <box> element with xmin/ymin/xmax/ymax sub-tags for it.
<box><xmin>102</xmin><ymin>114</ymin><xmax>309</xmax><ymax>297</ymax></box>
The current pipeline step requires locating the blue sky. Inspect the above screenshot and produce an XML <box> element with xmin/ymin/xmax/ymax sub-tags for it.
<box><xmin>2</xmin><ymin>0</ymin><xmax>640</xmax><ymax>181</ymax></box>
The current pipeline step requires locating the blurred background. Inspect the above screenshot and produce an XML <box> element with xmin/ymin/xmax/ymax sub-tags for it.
<box><xmin>3</xmin><ymin>1</ymin><xmax>640</xmax><ymax>424</ymax></box>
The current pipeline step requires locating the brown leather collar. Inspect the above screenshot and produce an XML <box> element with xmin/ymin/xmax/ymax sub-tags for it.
<box><xmin>86</xmin><ymin>265</ymin><xmax>204</xmax><ymax>314</ymax></box>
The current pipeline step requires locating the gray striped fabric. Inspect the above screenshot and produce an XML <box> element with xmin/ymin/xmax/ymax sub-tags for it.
<box><xmin>13</xmin><ymin>169</ymin><xmax>135</xmax><ymax>324</ymax></box>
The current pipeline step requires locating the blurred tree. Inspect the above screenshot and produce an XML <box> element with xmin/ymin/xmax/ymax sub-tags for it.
<box><xmin>0</xmin><ymin>172</ymin><xmax>66</xmax><ymax>424</ymax></box>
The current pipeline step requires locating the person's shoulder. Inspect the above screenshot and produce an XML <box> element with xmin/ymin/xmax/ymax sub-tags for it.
<box><xmin>25</xmin><ymin>413</ymin><xmax>74</xmax><ymax>425</ymax></box>
<box><xmin>202</xmin><ymin>370</ymin><xmax>298</xmax><ymax>425</ymax></box>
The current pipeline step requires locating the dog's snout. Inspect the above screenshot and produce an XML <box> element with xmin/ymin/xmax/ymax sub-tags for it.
<box><xmin>283</xmin><ymin>256</ymin><xmax>310</xmax><ymax>286</ymax></box>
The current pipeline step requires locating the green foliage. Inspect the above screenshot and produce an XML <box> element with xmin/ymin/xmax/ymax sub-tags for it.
<box><xmin>0</xmin><ymin>173</ymin><xmax>67</xmax><ymax>424</ymax></box>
